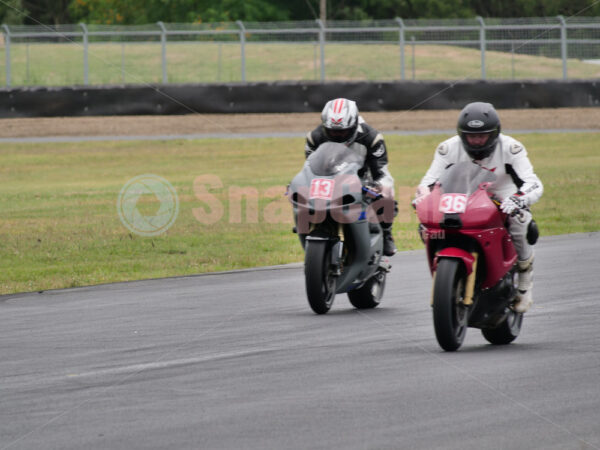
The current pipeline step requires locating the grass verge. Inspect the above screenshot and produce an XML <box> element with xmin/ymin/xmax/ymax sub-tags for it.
<box><xmin>1</xmin><ymin>132</ymin><xmax>598</xmax><ymax>294</ymax></box>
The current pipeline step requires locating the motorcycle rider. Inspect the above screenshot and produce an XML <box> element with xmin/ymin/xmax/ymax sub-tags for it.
<box><xmin>305</xmin><ymin>98</ymin><xmax>397</xmax><ymax>256</ymax></box>
<box><xmin>414</xmin><ymin>102</ymin><xmax>543</xmax><ymax>313</ymax></box>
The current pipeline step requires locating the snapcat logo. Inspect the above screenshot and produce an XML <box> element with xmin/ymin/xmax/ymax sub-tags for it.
<box><xmin>468</xmin><ymin>120</ymin><xmax>485</xmax><ymax>128</ymax></box>
<box><xmin>117</xmin><ymin>174</ymin><xmax>179</xmax><ymax>237</ymax></box>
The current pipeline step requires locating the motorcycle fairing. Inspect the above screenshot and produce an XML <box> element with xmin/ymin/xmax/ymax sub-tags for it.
<box><xmin>289</xmin><ymin>142</ymin><xmax>385</xmax><ymax>295</ymax></box>
<box><xmin>434</xmin><ymin>248</ymin><xmax>475</xmax><ymax>274</ymax></box>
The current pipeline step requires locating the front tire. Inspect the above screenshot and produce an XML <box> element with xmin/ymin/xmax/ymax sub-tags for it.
<box><xmin>348</xmin><ymin>271</ymin><xmax>386</xmax><ymax>309</ymax></box>
<box><xmin>305</xmin><ymin>240</ymin><xmax>336</xmax><ymax>314</ymax></box>
<box><xmin>482</xmin><ymin>310</ymin><xmax>523</xmax><ymax>345</ymax></box>
<box><xmin>432</xmin><ymin>258</ymin><xmax>469</xmax><ymax>352</ymax></box>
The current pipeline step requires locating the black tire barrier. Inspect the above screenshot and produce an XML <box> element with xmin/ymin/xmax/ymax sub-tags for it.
<box><xmin>0</xmin><ymin>80</ymin><xmax>598</xmax><ymax>118</ymax></box>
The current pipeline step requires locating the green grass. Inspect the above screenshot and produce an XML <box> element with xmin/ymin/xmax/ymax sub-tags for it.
<box><xmin>1</xmin><ymin>133</ymin><xmax>598</xmax><ymax>294</ymax></box>
<box><xmin>1</xmin><ymin>42</ymin><xmax>598</xmax><ymax>86</ymax></box>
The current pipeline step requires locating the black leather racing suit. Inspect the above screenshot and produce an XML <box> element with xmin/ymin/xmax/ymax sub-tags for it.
<box><xmin>304</xmin><ymin>120</ymin><xmax>395</xmax><ymax>229</ymax></box>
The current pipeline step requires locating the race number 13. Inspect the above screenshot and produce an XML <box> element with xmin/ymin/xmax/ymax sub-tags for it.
<box><xmin>310</xmin><ymin>178</ymin><xmax>335</xmax><ymax>200</ymax></box>
<box><xmin>439</xmin><ymin>193</ymin><xmax>467</xmax><ymax>214</ymax></box>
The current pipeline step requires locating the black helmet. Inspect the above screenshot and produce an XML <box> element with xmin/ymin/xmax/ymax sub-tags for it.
<box><xmin>457</xmin><ymin>102</ymin><xmax>501</xmax><ymax>160</ymax></box>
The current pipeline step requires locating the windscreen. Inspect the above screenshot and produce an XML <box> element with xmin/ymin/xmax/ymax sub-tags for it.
<box><xmin>438</xmin><ymin>161</ymin><xmax>497</xmax><ymax>196</ymax></box>
<box><xmin>307</xmin><ymin>142</ymin><xmax>364</xmax><ymax>176</ymax></box>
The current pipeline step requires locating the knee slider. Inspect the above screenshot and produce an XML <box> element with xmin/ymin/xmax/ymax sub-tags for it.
<box><xmin>527</xmin><ymin>219</ymin><xmax>539</xmax><ymax>245</ymax></box>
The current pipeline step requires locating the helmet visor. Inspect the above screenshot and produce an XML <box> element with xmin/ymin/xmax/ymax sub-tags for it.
<box><xmin>325</xmin><ymin>127</ymin><xmax>354</xmax><ymax>143</ymax></box>
<box><xmin>464</xmin><ymin>132</ymin><xmax>491</xmax><ymax>148</ymax></box>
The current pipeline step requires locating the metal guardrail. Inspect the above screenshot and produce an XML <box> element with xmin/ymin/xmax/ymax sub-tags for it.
<box><xmin>1</xmin><ymin>17</ymin><xmax>599</xmax><ymax>87</ymax></box>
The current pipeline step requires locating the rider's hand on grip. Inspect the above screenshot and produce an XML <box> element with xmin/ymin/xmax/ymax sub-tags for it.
<box><xmin>363</xmin><ymin>185</ymin><xmax>383</xmax><ymax>200</ymax></box>
<box><xmin>412</xmin><ymin>185</ymin><xmax>430</xmax><ymax>209</ymax></box>
<box><xmin>500</xmin><ymin>194</ymin><xmax>528</xmax><ymax>216</ymax></box>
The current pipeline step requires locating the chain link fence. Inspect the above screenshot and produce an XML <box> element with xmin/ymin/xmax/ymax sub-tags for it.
<box><xmin>1</xmin><ymin>17</ymin><xmax>599</xmax><ymax>87</ymax></box>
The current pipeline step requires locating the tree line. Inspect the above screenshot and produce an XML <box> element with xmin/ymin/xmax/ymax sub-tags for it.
<box><xmin>1</xmin><ymin>0</ymin><xmax>599</xmax><ymax>25</ymax></box>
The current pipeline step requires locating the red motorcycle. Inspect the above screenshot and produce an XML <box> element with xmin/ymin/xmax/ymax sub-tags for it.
<box><xmin>416</xmin><ymin>161</ymin><xmax>524</xmax><ymax>351</ymax></box>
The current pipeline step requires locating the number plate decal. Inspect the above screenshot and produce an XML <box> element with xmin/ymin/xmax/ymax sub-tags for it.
<box><xmin>309</xmin><ymin>178</ymin><xmax>335</xmax><ymax>200</ymax></box>
<box><xmin>439</xmin><ymin>193</ymin><xmax>468</xmax><ymax>214</ymax></box>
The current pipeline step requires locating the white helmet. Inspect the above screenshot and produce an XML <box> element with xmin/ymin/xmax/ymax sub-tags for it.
<box><xmin>321</xmin><ymin>98</ymin><xmax>359</xmax><ymax>143</ymax></box>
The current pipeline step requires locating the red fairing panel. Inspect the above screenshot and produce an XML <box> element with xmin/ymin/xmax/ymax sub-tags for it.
<box><xmin>461</xmin><ymin>228</ymin><xmax>517</xmax><ymax>288</ymax></box>
<box><xmin>416</xmin><ymin>186</ymin><xmax>443</xmax><ymax>227</ymax></box>
<box><xmin>434</xmin><ymin>248</ymin><xmax>475</xmax><ymax>274</ymax></box>
<box><xmin>460</xmin><ymin>189</ymin><xmax>504</xmax><ymax>229</ymax></box>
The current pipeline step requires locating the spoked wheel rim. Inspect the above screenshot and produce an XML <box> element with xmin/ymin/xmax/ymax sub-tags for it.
<box><xmin>505</xmin><ymin>309</ymin><xmax>523</xmax><ymax>335</ymax></box>
<box><xmin>507</xmin><ymin>269</ymin><xmax>524</xmax><ymax>334</ymax></box>
<box><xmin>370</xmin><ymin>281</ymin><xmax>381</xmax><ymax>302</ymax></box>
<box><xmin>370</xmin><ymin>273</ymin><xmax>385</xmax><ymax>304</ymax></box>
<box><xmin>322</xmin><ymin>267</ymin><xmax>336</xmax><ymax>308</ymax></box>
<box><xmin>453</xmin><ymin>278</ymin><xmax>468</xmax><ymax>340</ymax></box>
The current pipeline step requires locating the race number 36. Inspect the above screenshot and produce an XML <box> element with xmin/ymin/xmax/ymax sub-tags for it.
<box><xmin>439</xmin><ymin>193</ymin><xmax>467</xmax><ymax>214</ymax></box>
<box><xmin>310</xmin><ymin>178</ymin><xmax>335</xmax><ymax>200</ymax></box>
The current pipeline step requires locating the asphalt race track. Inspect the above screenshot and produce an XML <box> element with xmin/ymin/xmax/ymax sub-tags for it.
<box><xmin>1</xmin><ymin>232</ymin><xmax>599</xmax><ymax>450</ymax></box>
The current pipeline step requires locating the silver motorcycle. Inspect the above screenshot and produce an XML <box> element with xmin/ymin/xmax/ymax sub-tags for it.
<box><xmin>288</xmin><ymin>142</ymin><xmax>391</xmax><ymax>314</ymax></box>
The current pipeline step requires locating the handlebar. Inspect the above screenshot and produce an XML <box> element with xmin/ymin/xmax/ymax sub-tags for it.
<box><xmin>362</xmin><ymin>186</ymin><xmax>383</xmax><ymax>201</ymax></box>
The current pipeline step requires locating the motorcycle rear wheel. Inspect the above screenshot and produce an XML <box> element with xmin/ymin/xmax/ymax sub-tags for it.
<box><xmin>433</xmin><ymin>258</ymin><xmax>469</xmax><ymax>352</ymax></box>
<box><xmin>482</xmin><ymin>310</ymin><xmax>523</xmax><ymax>345</ymax></box>
<box><xmin>305</xmin><ymin>240</ymin><xmax>336</xmax><ymax>314</ymax></box>
<box><xmin>347</xmin><ymin>271</ymin><xmax>386</xmax><ymax>309</ymax></box>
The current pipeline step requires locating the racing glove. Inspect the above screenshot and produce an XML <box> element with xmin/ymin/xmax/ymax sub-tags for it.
<box><xmin>500</xmin><ymin>194</ymin><xmax>528</xmax><ymax>215</ymax></box>
<box><xmin>412</xmin><ymin>185</ymin><xmax>430</xmax><ymax>209</ymax></box>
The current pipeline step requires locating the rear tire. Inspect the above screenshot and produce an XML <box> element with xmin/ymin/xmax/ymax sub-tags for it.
<box><xmin>348</xmin><ymin>271</ymin><xmax>386</xmax><ymax>309</ymax></box>
<box><xmin>482</xmin><ymin>310</ymin><xmax>523</xmax><ymax>345</ymax></box>
<box><xmin>305</xmin><ymin>240</ymin><xmax>336</xmax><ymax>314</ymax></box>
<box><xmin>433</xmin><ymin>258</ymin><xmax>469</xmax><ymax>352</ymax></box>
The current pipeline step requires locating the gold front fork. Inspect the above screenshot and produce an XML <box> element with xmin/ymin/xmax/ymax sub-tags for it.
<box><xmin>430</xmin><ymin>253</ymin><xmax>478</xmax><ymax>306</ymax></box>
<box><xmin>462</xmin><ymin>253</ymin><xmax>478</xmax><ymax>306</ymax></box>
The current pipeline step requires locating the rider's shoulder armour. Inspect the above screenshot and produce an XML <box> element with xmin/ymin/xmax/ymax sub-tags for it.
<box><xmin>354</xmin><ymin>123</ymin><xmax>380</xmax><ymax>148</ymax></box>
<box><xmin>307</xmin><ymin>126</ymin><xmax>328</xmax><ymax>150</ymax></box>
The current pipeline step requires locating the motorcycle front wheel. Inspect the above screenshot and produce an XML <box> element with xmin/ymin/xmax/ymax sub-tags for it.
<box><xmin>305</xmin><ymin>240</ymin><xmax>337</xmax><ymax>314</ymax></box>
<box><xmin>432</xmin><ymin>258</ymin><xmax>469</xmax><ymax>351</ymax></box>
<box><xmin>347</xmin><ymin>271</ymin><xmax>386</xmax><ymax>309</ymax></box>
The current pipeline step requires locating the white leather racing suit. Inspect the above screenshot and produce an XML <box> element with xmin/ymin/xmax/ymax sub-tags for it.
<box><xmin>418</xmin><ymin>134</ymin><xmax>543</xmax><ymax>261</ymax></box>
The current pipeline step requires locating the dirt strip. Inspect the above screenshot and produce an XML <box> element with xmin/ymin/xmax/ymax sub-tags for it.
<box><xmin>0</xmin><ymin>108</ymin><xmax>598</xmax><ymax>138</ymax></box>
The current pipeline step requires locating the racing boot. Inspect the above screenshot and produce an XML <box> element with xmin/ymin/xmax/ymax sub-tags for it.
<box><xmin>513</xmin><ymin>254</ymin><xmax>534</xmax><ymax>313</ymax></box>
<box><xmin>382</xmin><ymin>227</ymin><xmax>397</xmax><ymax>257</ymax></box>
